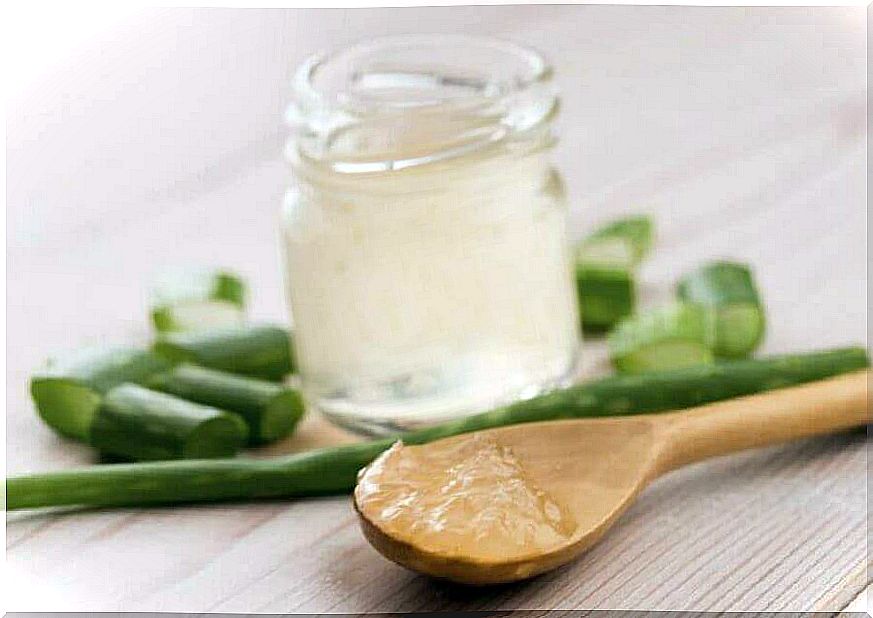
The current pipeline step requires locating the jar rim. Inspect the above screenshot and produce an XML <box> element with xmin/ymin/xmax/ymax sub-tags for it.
<box><xmin>293</xmin><ymin>34</ymin><xmax>552</xmax><ymax>115</ymax></box>
<box><xmin>287</xmin><ymin>34</ymin><xmax>558</xmax><ymax>174</ymax></box>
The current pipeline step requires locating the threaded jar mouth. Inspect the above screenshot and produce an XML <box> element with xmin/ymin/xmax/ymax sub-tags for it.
<box><xmin>286</xmin><ymin>34</ymin><xmax>559</xmax><ymax>175</ymax></box>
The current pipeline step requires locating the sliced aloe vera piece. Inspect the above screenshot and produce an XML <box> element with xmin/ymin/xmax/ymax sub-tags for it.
<box><xmin>90</xmin><ymin>384</ymin><xmax>249</xmax><ymax>461</ymax></box>
<box><xmin>147</xmin><ymin>364</ymin><xmax>304</xmax><ymax>444</ymax></box>
<box><xmin>575</xmin><ymin>264</ymin><xmax>635</xmax><ymax>334</ymax></box>
<box><xmin>608</xmin><ymin>302</ymin><xmax>714</xmax><ymax>373</ymax></box>
<box><xmin>575</xmin><ymin>215</ymin><xmax>654</xmax><ymax>333</ymax></box>
<box><xmin>581</xmin><ymin>215</ymin><xmax>654</xmax><ymax>266</ymax></box>
<box><xmin>677</xmin><ymin>261</ymin><xmax>765</xmax><ymax>358</ymax></box>
<box><xmin>30</xmin><ymin>347</ymin><xmax>175</xmax><ymax>441</ymax></box>
<box><xmin>151</xmin><ymin>269</ymin><xmax>246</xmax><ymax>333</ymax></box>
<box><xmin>153</xmin><ymin>324</ymin><xmax>294</xmax><ymax>381</ymax></box>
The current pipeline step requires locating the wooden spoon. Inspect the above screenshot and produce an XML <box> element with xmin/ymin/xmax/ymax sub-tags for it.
<box><xmin>354</xmin><ymin>370</ymin><xmax>869</xmax><ymax>585</ymax></box>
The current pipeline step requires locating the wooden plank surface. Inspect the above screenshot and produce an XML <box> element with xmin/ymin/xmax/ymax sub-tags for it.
<box><xmin>5</xmin><ymin>6</ymin><xmax>868</xmax><ymax>613</ymax></box>
<box><xmin>839</xmin><ymin>584</ymin><xmax>871</xmax><ymax>615</ymax></box>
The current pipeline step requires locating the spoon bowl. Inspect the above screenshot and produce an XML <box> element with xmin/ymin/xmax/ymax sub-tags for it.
<box><xmin>356</xmin><ymin>416</ymin><xmax>658</xmax><ymax>584</ymax></box>
<box><xmin>354</xmin><ymin>370</ymin><xmax>869</xmax><ymax>584</ymax></box>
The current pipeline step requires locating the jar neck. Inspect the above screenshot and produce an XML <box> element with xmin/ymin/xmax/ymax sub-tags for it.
<box><xmin>288</xmin><ymin>128</ymin><xmax>556</xmax><ymax>198</ymax></box>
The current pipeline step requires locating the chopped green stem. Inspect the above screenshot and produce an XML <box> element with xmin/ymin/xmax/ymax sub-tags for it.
<box><xmin>153</xmin><ymin>325</ymin><xmax>295</xmax><ymax>381</ymax></box>
<box><xmin>580</xmin><ymin>215</ymin><xmax>654</xmax><ymax>266</ymax></box>
<box><xmin>30</xmin><ymin>347</ymin><xmax>175</xmax><ymax>441</ymax></box>
<box><xmin>576</xmin><ymin>265</ymin><xmax>635</xmax><ymax>333</ymax></box>
<box><xmin>147</xmin><ymin>364</ymin><xmax>304</xmax><ymax>444</ymax></box>
<box><xmin>608</xmin><ymin>302</ymin><xmax>714</xmax><ymax>373</ymax></box>
<box><xmin>677</xmin><ymin>261</ymin><xmax>765</xmax><ymax>358</ymax></box>
<box><xmin>575</xmin><ymin>215</ymin><xmax>654</xmax><ymax>333</ymax></box>
<box><xmin>151</xmin><ymin>269</ymin><xmax>246</xmax><ymax>333</ymax></box>
<box><xmin>90</xmin><ymin>384</ymin><xmax>249</xmax><ymax>461</ymax></box>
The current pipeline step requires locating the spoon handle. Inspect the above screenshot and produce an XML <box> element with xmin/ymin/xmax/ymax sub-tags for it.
<box><xmin>655</xmin><ymin>369</ymin><xmax>869</xmax><ymax>473</ymax></box>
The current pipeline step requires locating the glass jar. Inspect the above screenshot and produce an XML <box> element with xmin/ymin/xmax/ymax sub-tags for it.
<box><xmin>282</xmin><ymin>35</ymin><xmax>581</xmax><ymax>435</ymax></box>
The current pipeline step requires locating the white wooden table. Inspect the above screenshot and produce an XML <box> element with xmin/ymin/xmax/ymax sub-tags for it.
<box><xmin>6</xmin><ymin>6</ymin><xmax>869</xmax><ymax>613</ymax></box>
